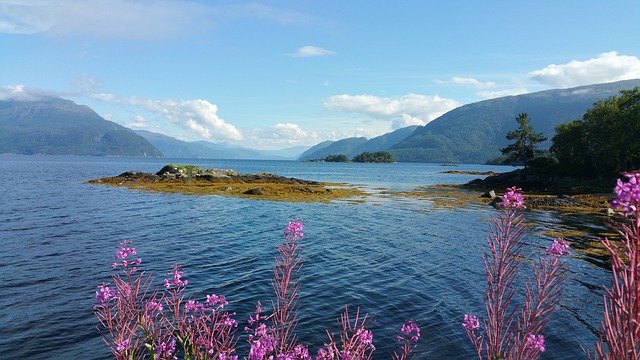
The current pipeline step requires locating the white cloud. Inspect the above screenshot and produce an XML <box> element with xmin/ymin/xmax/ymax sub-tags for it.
<box><xmin>128</xmin><ymin>115</ymin><xmax>147</xmax><ymax>129</ymax></box>
<box><xmin>91</xmin><ymin>93</ymin><xmax>243</xmax><ymax>141</ymax></box>
<box><xmin>248</xmin><ymin>123</ymin><xmax>319</xmax><ymax>148</ymax></box>
<box><xmin>451</xmin><ymin>77</ymin><xmax>496</xmax><ymax>89</ymax></box>
<box><xmin>72</xmin><ymin>75</ymin><xmax>102</xmax><ymax>92</ymax></box>
<box><xmin>0</xmin><ymin>0</ymin><xmax>211</xmax><ymax>40</ymax></box>
<box><xmin>324</xmin><ymin>93</ymin><xmax>459</xmax><ymax>129</ymax></box>
<box><xmin>392</xmin><ymin>114</ymin><xmax>425</xmax><ymax>129</ymax></box>
<box><xmin>290</xmin><ymin>45</ymin><xmax>335</xmax><ymax>58</ymax></box>
<box><xmin>476</xmin><ymin>87</ymin><xmax>529</xmax><ymax>99</ymax></box>
<box><xmin>528</xmin><ymin>51</ymin><xmax>640</xmax><ymax>88</ymax></box>
<box><xmin>0</xmin><ymin>84</ymin><xmax>56</xmax><ymax>101</ymax></box>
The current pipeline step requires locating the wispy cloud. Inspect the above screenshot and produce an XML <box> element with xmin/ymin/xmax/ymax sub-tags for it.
<box><xmin>91</xmin><ymin>93</ymin><xmax>243</xmax><ymax>141</ymax></box>
<box><xmin>290</xmin><ymin>45</ymin><xmax>335</xmax><ymax>58</ymax></box>
<box><xmin>0</xmin><ymin>0</ymin><xmax>211</xmax><ymax>40</ymax></box>
<box><xmin>450</xmin><ymin>77</ymin><xmax>496</xmax><ymax>89</ymax></box>
<box><xmin>528</xmin><ymin>51</ymin><xmax>640</xmax><ymax>88</ymax></box>
<box><xmin>324</xmin><ymin>93</ymin><xmax>459</xmax><ymax>129</ymax></box>
<box><xmin>0</xmin><ymin>0</ymin><xmax>319</xmax><ymax>40</ymax></box>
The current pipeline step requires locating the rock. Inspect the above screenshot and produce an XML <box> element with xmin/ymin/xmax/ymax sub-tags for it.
<box><xmin>244</xmin><ymin>188</ymin><xmax>264</xmax><ymax>195</ymax></box>
<box><xmin>481</xmin><ymin>190</ymin><xmax>496</xmax><ymax>199</ymax></box>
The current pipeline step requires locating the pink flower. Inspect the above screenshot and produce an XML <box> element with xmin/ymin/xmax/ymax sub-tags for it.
<box><xmin>500</xmin><ymin>186</ymin><xmax>526</xmax><ymax>209</ymax></box>
<box><xmin>164</xmin><ymin>264</ymin><xmax>188</xmax><ymax>289</ymax></box>
<box><xmin>525</xmin><ymin>334</ymin><xmax>545</xmax><ymax>352</ymax></box>
<box><xmin>357</xmin><ymin>328</ymin><xmax>374</xmax><ymax>346</ymax></box>
<box><xmin>399</xmin><ymin>320</ymin><xmax>421</xmax><ymax>343</ymax></box>
<box><xmin>462</xmin><ymin>314</ymin><xmax>480</xmax><ymax>331</ymax></box>
<box><xmin>206</xmin><ymin>294</ymin><xmax>228</xmax><ymax>308</ymax></box>
<box><xmin>145</xmin><ymin>300</ymin><xmax>163</xmax><ymax>313</ymax></box>
<box><xmin>116</xmin><ymin>339</ymin><xmax>130</xmax><ymax>352</ymax></box>
<box><xmin>113</xmin><ymin>241</ymin><xmax>142</xmax><ymax>270</ymax></box>
<box><xmin>611</xmin><ymin>172</ymin><xmax>640</xmax><ymax>215</ymax></box>
<box><xmin>284</xmin><ymin>219</ymin><xmax>304</xmax><ymax>238</ymax></box>
<box><xmin>184</xmin><ymin>300</ymin><xmax>204</xmax><ymax>313</ymax></box>
<box><xmin>95</xmin><ymin>283</ymin><xmax>116</xmax><ymax>305</ymax></box>
<box><xmin>548</xmin><ymin>238</ymin><xmax>571</xmax><ymax>256</ymax></box>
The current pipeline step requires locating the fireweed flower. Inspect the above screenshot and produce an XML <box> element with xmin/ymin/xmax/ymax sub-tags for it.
<box><xmin>284</xmin><ymin>219</ymin><xmax>303</xmax><ymax>238</ymax></box>
<box><xmin>500</xmin><ymin>186</ymin><xmax>526</xmax><ymax>209</ymax></box>
<box><xmin>206</xmin><ymin>294</ymin><xmax>228</xmax><ymax>308</ymax></box>
<box><xmin>399</xmin><ymin>320</ymin><xmax>421</xmax><ymax>343</ymax></box>
<box><xmin>155</xmin><ymin>338</ymin><xmax>176</xmax><ymax>359</ymax></box>
<box><xmin>145</xmin><ymin>300</ymin><xmax>163</xmax><ymax>313</ymax></box>
<box><xmin>218</xmin><ymin>353</ymin><xmax>238</xmax><ymax>360</ymax></box>
<box><xmin>116</xmin><ymin>339</ymin><xmax>130</xmax><ymax>352</ymax></box>
<box><xmin>184</xmin><ymin>300</ymin><xmax>205</xmax><ymax>313</ymax></box>
<box><xmin>462</xmin><ymin>314</ymin><xmax>480</xmax><ymax>331</ymax></box>
<box><xmin>95</xmin><ymin>283</ymin><xmax>116</xmax><ymax>305</ymax></box>
<box><xmin>112</xmin><ymin>241</ymin><xmax>142</xmax><ymax>270</ymax></box>
<box><xmin>611</xmin><ymin>172</ymin><xmax>640</xmax><ymax>215</ymax></box>
<box><xmin>525</xmin><ymin>334</ymin><xmax>545</xmax><ymax>352</ymax></box>
<box><xmin>357</xmin><ymin>328</ymin><xmax>374</xmax><ymax>346</ymax></box>
<box><xmin>164</xmin><ymin>264</ymin><xmax>187</xmax><ymax>289</ymax></box>
<box><xmin>548</xmin><ymin>238</ymin><xmax>571</xmax><ymax>256</ymax></box>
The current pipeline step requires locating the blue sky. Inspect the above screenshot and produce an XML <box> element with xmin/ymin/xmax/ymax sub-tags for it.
<box><xmin>1</xmin><ymin>1</ymin><xmax>640</xmax><ymax>149</ymax></box>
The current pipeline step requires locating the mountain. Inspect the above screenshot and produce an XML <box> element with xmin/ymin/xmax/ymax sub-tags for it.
<box><xmin>391</xmin><ymin>79</ymin><xmax>640</xmax><ymax>163</ymax></box>
<box><xmin>261</xmin><ymin>146</ymin><xmax>309</xmax><ymax>160</ymax></box>
<box><xmin>194</xmin><ymin>141</ymin><xmax>281</xmax><ymax>160</ymax></box>
<box><xmin>297</xmin><ymin>125</ymin><xmax>419</xmax><ymax>161</ymax></box>
<box><xmin>0</xmin><ymin>97</ymin><xmax>162</xmax><ymax>156</ymax></box>
<box><xmin>136</xmin><ymin>130</ymin><xmax>304</xmax><ymax>160</ymax></box>
<box><xmin>297</xmin><ymin>137</ymin><xmax>368</xmax><ymax>161</ymax></box>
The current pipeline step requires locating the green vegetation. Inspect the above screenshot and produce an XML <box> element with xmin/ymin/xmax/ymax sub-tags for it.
<box><xmin>550</xmin><ymin>87</ymin><xmax>640</xmax><ymax>177</ymax></box>
<box><xmin>500</xmin><ymin>113</ymin><xmax>546</xmax><ymax>169</ymax></box>
<box><xmin>352</xmin><ymin>151</ymin><xmax>395</xmax><ymax>163</ymax></box>
<box><xmin>323</xmin><ymin>154</ymin><xmax>349</xmax><ymax>162</ymax></box>
<box><xmin>390</xmin><ymin>79</ymin><xmax>640</xmax><ymax>163</ymax></box>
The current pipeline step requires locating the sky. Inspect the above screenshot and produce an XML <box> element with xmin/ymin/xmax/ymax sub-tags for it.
<box><xmin>1</xmin><ymin>0</ymin><xmax>640</xmax><ymax>150</ymax></box>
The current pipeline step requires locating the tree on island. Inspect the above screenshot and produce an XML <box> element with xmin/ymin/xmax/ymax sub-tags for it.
<box><xmin>500</xmin><ymin>113</ymin><xmax>546</xmax><ymax>169</ymax></box>
<box><xmin>551</xmin><ymin>87</ymin><xmax>640</xmax><ymax>176</ymax></box>
<box><xmin>352</xmin><ymin>151</ymin><xmax>396</xmax><ymax>163</ymax></box>
<box><xmin>323</xmin><ymin>154</ymin><xmax>349</xmax><ymax>162</ymax></box>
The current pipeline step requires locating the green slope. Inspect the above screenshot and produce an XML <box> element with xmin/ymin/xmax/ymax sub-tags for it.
<box><xmin>0</xmin><ymin>97</ymin><xmax>162</xmax><ymax>156</ymax></box>
<box><xmin>391</xmin><ymin>79</ymin><xmax>640</xmax><ymax>163</ymax></box>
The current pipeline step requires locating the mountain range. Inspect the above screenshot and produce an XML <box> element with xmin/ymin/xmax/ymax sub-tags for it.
<box><xmin>297</xmin><ymin>126</ymin><xmax>418</xmax><ymax>161</ymax></box>
<box><xmin>390</xmin><ymin>79</ymin><xmax>640</xmax><ymax>163</ymax></box>
<box><xmin>0</xmin><ymin>97</ymin><xmax>307</xmax><ymax>159</ymax></box>
<box><xmin>0</xmin><ymin>97</ymin><xmax>162</xmax><ymax>157</ymax></box>
<box><xmin>2</xmin><ymin>79</ymin><xmax>639</xmax><ymax>162</ymax></box>
<box><xmin>134</xmin><ymin>130</ymin><xmax>305</xmax><ymax>160</ymax></box>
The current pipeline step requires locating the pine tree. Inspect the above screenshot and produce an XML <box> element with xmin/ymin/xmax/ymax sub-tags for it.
<box><xmin>500</xmin><ymin>113</ymin><xmax>546</xmax><ymax>169</ymax></box>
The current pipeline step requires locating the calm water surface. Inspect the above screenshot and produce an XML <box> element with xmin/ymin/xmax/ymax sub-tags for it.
<box><xmin>0</xmin><ymin>156</ymin><xmax>610</xmax><ymax>359</ymax></box>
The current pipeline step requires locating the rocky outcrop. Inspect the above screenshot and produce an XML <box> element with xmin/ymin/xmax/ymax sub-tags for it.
<box><xmin>87</xmin><ymin>164</ymin><xmax>363</xmax><ymax>203</ymax></box>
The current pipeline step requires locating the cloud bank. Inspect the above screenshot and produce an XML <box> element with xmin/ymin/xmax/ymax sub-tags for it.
<box><xmin>0</xmin><ymin>0</ymin><xmax>211</xmax><ymax>40</ymax></box>
<box><xmin>324</xmin><ymin>93</ymin><xmax>459</xmax><ymax>129</ymax></box>
<box><xmin>91</xmin><ymin>93</ymin><xmax>243</xmax><ymax>141</ymax></box>
<box><xmin>290</xmin><ymin>46</ymin><xmax>335</xmax><ymax>58</ymax></box>
<box><xmin>528</xmin><ymin>52</ymin><xmax>640</xmax><ymax>88</ymax></box>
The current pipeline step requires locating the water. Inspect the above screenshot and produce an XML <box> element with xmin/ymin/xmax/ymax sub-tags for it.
<box><xmin>0</xmin><ymin>155</ymin><xmax>610</xmax><ymax>359</ymax></box>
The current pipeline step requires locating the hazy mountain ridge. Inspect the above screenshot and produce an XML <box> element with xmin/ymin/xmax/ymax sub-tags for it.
<box><xmin>136</xmin><ymin>130</ymin><xmax>307</xmax><ymax>160</ymax></box>
<box><xmin>391</xmin><ymin>79</ymin><xmax>640</xmax><ymax>163</ymax></box>
<box><xmin>0</xmin><ymin>97</ymin><xmax>162</xmax><ymax>156</ymax></box>
<box><xmin>297</xmin><ymin>126</ymin><xmax>419</xmax><ymax>161</ymax></box>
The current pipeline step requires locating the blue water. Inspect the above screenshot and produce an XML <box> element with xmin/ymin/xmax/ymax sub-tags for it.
<box><xmin>0</xmin><ymin>156</ymin><xmax>610</xmax><ymax>359</ymax></box>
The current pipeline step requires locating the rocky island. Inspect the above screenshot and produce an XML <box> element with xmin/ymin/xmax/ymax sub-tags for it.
<box><xmin>87</xmin><ymin>164</ymin><xmax>365</xmax><ymax>203</ymax></box>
